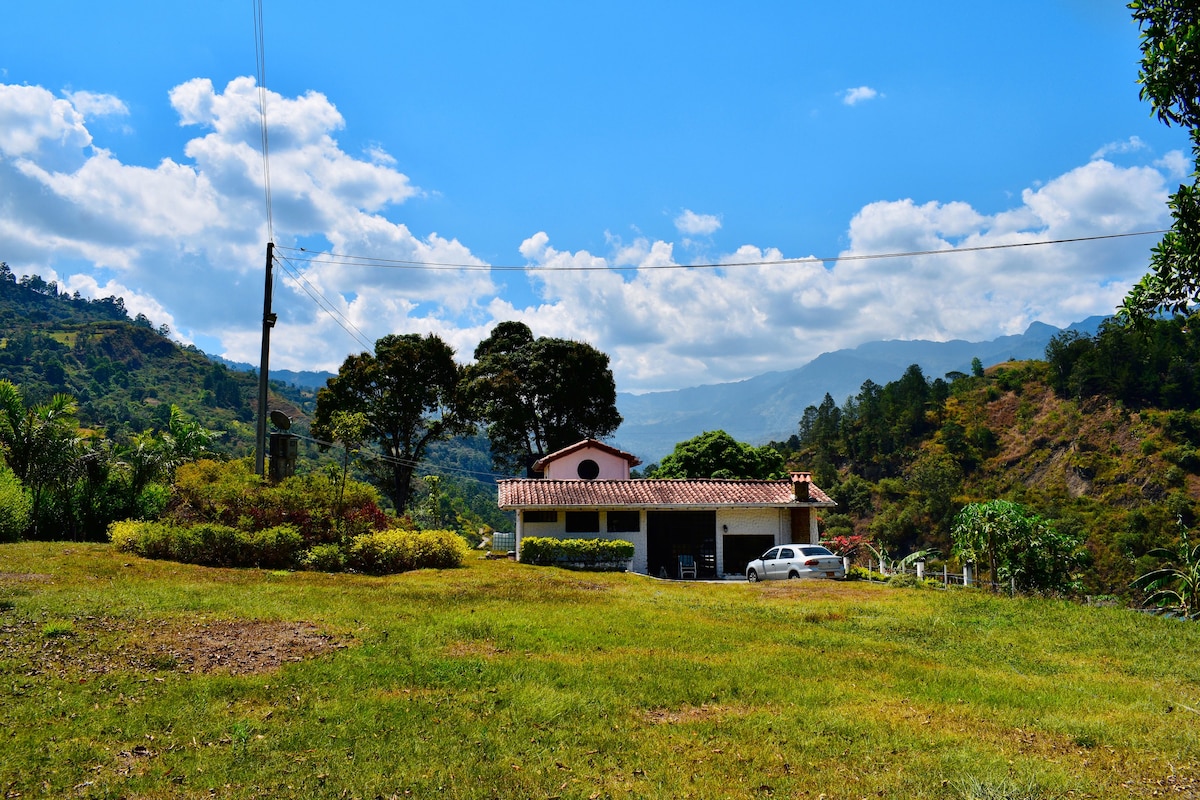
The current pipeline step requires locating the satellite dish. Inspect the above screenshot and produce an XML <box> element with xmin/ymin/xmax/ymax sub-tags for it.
<box><xmin>269</xmin><ymin>410</ymin><xmax>292</xmax><ymax>431</ymax></box>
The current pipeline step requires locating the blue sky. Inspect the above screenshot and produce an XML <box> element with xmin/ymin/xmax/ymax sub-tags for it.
<box><xmin>0</xmin><ymin>1</ymin><xmax>1190</xmax><ymax>392</ymax></box>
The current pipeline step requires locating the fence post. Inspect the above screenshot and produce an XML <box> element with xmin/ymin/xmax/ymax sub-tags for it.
<box><xmin>943</xmin><ymin>564</ymin><xmax>948</xmax><ymax>585</ymax></box>
<box><xmin>843</xmin><ymin>556</ymin><xmax>850</xmax><ymax>575</ymax></box>
<box><xmin>916</xmin><ymin>561</ymin><xmax>924</xmax><ymax>580</ymax></box>
<box><xmin>964</xmin><ymin>562</ymin><xmax>973</xmax><ymax>587</ymax></box>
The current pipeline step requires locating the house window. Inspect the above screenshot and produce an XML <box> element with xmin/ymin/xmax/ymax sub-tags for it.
<box><xmin>524</xmin><ymin>510</ymin><xmax>557</xmax><ymax>523</ymax></box>
<box><xmin>607</xmin><ymin>510</ymin><xmax>640</xmax><ymax>533</ymax></box>
<box><xmin>577</xmin><ymin>459</ymin><xmax>600</xmax><ymax>479</ymax></box>
<box><xmin>565</xmin><ymin>511</ymin><xmax>600</xmax><ymax>533</ymax></box>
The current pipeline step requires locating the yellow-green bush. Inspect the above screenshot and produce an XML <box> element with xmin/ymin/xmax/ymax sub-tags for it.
<box><xmin>0</xmin><ymin>464</ymin><xmax>32</xmax><ymax>543</ymax></box>
<box><xmin>348</xmin><ymin>528</ymin><xmax>469</xmax><ymax>575</ymax></box>
<box><xmin>109</xmin><ymin>520</ymin><xmax>303</xmax><ymax>569</ymax></box>
<box><xmin>520</xmin><ymin>537</ymin><xmax>634</xmax><ymax>569</ymax></box>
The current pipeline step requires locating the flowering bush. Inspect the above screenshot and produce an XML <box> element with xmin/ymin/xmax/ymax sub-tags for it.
<box><xmin>822</xmin><ymin>533</ymin><xmax>872</xmax><ymax>561</ymax></box>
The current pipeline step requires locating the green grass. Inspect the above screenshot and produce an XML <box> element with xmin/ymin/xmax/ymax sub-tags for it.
<box><xmin>2</xmin><ymin>542</ymin><xmax>1199</xmax><ymax>799</ymax></box>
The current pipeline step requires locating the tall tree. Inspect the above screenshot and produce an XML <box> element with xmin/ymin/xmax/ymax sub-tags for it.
<box><xmin>650</xmin><ymin>430</ymin><xmax>785</xmax><ymax>480</ymax></box>
<box><xmin>464</xmin><ymin>322</ymin><xmax>622</xmax><ymax>474</ymax></box>
<box><xmin>312</xmin><ymin>334</ymin><xmax>471</xmax><ymax>512</ymax></box>
<box><xmin>1121</xmin><ymin>0</ymin><xmax>1200</xmax><ymax>318</ymax></box>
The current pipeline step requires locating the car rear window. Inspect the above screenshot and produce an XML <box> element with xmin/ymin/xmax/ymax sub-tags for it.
<box><xmin>800</xmin><ymin>546</ymin><xmax>834</xmax><ymax>557</ymax></box>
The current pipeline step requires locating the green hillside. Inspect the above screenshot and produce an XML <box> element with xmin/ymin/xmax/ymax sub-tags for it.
<box><xmin>777</xmin><ymin>317</ymin><xmax>1200</xmax><ymax>598</ymax></box>
<box><xmin>0</xmin><ymin>265</ymin><xmax>512</xmax><ymax>533</ymax></box>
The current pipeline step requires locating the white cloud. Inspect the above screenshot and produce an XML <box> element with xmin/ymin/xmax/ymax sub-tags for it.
<box><xmin>1091</xmin><ymin>135</ymin><xmax>1146</xmax><ymax>160</ymax></box>
<box><xmin>62</xmin><ymin>90</ymin><xmax>129</xmax><ymax>119</ymax></box>
<box><xmin>0</xmin><ymin>77</ymin><xmax>493</xmax><ymax>372</ymax></box>
<box><xmin>1155</xmin><ymin>149</ymin><xmax>1190</xmax><ymax>180</ymax></box>
<box><xmin>0</xmin><ymin>84</ymin><xmax>91</xmax><ymax>158</ymax></box>
<box><xmin>842</xmin><ymin>86</ymin><xmax>880</xmax><ymax>106</ymax></box>
<box><xmin>674</xmin><ymin>209</ymin><xmax>721</xmax><ymax>236</ymax></box>
<box><xmin>0</xmin><ymin>76</ymin><xmax>1179</xmax><ymax>394</ymax></box>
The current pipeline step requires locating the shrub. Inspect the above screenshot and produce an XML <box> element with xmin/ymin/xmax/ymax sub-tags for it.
<box><xmin>164</xmin><ymin>460</ymin><xmax>389</xmax><ymax>548</ymax></box>
<box><xmin>0</xmin><ymin>465</ymin><xmax>32</xmax><ymax>542</ymax></box>
<box><xmin>109</xmin><ymin>520</ymin><xmax>304</xmax><ymax>569</ymax></box>
<box><xmin>348</xmin><ymin>529</ymin><xmax>469</xmax><ymax>575</ymax></box>
<box><xmin>301</xmin><ymin>543</ymin><xmax>347</xmax><ymax>572</ymax></box>
<box><xmin>520</xmin><ymin>537</ymin><xmax>635</xmax><ymax>569</ymax></box>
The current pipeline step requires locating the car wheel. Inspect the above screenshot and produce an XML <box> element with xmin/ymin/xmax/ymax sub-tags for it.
<box><xmin>746</xmin><ymin>568</ymin><xmax>759</xmax><ymax>583</ymax></box>
<box><xmin>788</xmin><ymin>570</ymin><xmax>800</xmax><ymax>580</ymax></box>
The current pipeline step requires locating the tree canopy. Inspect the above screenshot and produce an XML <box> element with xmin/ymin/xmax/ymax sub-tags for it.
<box><xmin>650</xmin><ymin>430</ymin><xmax>785</xmax><ymax>480</ymax></box>
<box><xmin>1121</xmin><ymin>0</ymin><xmax>1200</xmax><ymax>318</ymax></box>
<box><xmin>951</xmin><ymin>499</ymin><xmax>1085</xmax><ymax>594</ymax></box>
<box><xmin>464</xmin><ymin>322</ymin><xmax>622</xmax><ymax>474</ymax></box>
<box><xmin>312</xmin><ymin>333</ymin><xmax>472</xmax><ymax>512</ymax></box>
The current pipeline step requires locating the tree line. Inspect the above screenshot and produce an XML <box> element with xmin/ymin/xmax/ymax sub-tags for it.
<box><xmin>312</xmin><ymin>320</ymin><xmax>622</xmax><ymax>512</ymax></box>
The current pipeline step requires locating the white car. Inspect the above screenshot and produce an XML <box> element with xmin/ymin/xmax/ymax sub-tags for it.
<box><xmin>746</xmin><ymin>544</ymin><xmax>845</xmax><ymax>582</ymax></box>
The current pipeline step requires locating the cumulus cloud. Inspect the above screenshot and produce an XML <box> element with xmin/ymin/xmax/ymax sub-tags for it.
<box><xmin>674</xmin><ymin>209</ymin><xmax>721</xmax><ymax>236</ymax></box>
<box><xmin>511</xmin><ymin>159</ymin><xmax>1170</xmax><ymax>391</ymax></box>
<box><xmin>0</xmin><ymin>77</ymin><xmax>493</xmax><ymax>371</ymax></box>
<box><xmin>0</xmin><ymin>76</ymin><xmax>1178</xmax><ymax>394</ymax></box>
<box><xmin>842</xmin><ymin>86</ymin><xmax>880</xmax><ymax>105</ymax></box>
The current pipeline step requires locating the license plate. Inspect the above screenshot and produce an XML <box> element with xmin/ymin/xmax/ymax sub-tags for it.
<box><xmin>826</xmin><ymin>571</ymin><xmax>835</xmax><ymax>577</ymax></box>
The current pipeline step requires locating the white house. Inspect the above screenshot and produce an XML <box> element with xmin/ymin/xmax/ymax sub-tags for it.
<box><xmin>497</xmin><ymin>439</ymin><xmax>837</xmax><ymax>579</ymax></box>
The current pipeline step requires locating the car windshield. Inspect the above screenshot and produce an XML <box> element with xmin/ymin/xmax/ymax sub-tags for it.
<box><xmin>800</xmin><ymin>546</ymin><xmax>835</xmax><ymax>557</ymax></box>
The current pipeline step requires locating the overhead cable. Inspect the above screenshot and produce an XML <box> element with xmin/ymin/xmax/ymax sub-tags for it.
<box><xmin>274</xmin><ymin>229</ymin><xmax>1167</xmax><ymax>273</ymax></box>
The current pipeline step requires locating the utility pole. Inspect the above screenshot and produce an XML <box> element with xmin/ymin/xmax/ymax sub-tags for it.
<box><xmin>255</xmin><ymin>241</ymin><xmax>276</xmax><ymax>476</ymax></box>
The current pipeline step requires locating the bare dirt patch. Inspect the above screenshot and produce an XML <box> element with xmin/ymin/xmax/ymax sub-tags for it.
<box><xmin>0</xmin><ymin>615</ymin><xmax>348</xmax><ymax>678</ymax></box>
<box><xmin>136</xmin><ymin>619</ymin><xmax>348</xmax><ymax>675</ymax></box>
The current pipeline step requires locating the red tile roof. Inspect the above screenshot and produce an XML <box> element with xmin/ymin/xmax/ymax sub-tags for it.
<box><xmin>498</xmin><ymin>478</ymin><xmax>835</xmax><ymax>508</ymax></box>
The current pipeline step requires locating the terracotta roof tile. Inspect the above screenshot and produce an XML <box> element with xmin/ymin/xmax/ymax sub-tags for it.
<box><xmin>498</xmin><ymin>478</ymin><xmax>835</xmax><ymax>508</ymax></box>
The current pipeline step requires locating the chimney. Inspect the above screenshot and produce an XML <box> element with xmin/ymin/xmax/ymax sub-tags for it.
<box><xmin>791</xmin><ymin>472</ymin><xmax>811</xmax><ymax>502</ymax></box>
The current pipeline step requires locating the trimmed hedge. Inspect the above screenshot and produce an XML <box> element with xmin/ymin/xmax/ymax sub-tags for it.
<box><xmin>348</xmin><ymin>529</ymin><xmax>469</xmax><ymax>575</ymax></box>
<box><xmin>520</xmin><ymin>537</ymin><xmax>634</xmax><ymax>569</ymax></box>
<box><xmin>109</xmin><ymin>520</ymin><xmax>304</xmax><ymax>569</ymax></box>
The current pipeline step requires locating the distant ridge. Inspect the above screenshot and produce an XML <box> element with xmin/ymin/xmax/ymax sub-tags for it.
<box><xmin>611</xmin><ymin>317</ymin><xmax>1107</xmax><ymax>462</ymax></box>
<box><xmin>210</xmin><ymin>355</ymin><xmax>333</xmax><ymax>390</ymax></box>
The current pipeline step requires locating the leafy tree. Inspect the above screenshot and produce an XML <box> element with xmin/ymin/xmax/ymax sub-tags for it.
<box><xmin>313</xmin><ymin>333</ymin><xmax>472</xmax><ymax>512</ymax></box>
<box><xmin>650</xmin><ymin>430</ymin><xmax>785</xmax><ymax>479</ymax></box>
<box><xmin>0</xmin><ymin>379</ymin><xmax>82</xmax><ymax>536</ymax></box>
<box><xmin>464</xmin><ymin>322</ymin><xmax>622</xmax><ymax>474</ymax></box>
<box><xmin>952</xmin><ymin>500</ymin><xmax>1085</xmax><ymax>593</ymax></box>
<box><xmin>1121</xmin><ymin>1</ymin><xmax>1200</xmax><ymax>318</ymax></box>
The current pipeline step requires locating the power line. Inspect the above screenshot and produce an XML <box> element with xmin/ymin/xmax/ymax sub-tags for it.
<box><xmin>293</xmin><ymin>432</ymin><xmax>515</xmax><ymax>482</ymax></box>
<box><xmin>252</xmin><ymin>0</ymin><xmax>274</xmax><ymax>242</ymax></box>
<box><xmin>274</xmin><ymin>229</ymin><xmax>1167</xmax><ymax>273</ymax></box>
<box><xmin>274</xmin><ymin>250</ymin><xmax>375</xmax><ymax>352</ymax></box>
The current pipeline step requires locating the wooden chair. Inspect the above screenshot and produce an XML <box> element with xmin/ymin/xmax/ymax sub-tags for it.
<box><xmin>678</xmin><ymin>554</ymin><xmax>697</xmax><ymax>580</ymax></box>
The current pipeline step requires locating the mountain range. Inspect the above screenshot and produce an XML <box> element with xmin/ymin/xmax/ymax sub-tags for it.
<box><xmin>220</xmin><ymin>317</ymin><xmax>1108</xmax><ymax>464</ymax></box>
<box><xmin>609</xmin><ymin>316</ymin><xmax>1108</xmax><ymax>462</ymax></box>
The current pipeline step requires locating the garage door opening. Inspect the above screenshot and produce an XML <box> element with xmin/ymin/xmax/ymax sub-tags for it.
<box><xmin>646</xmin><ymin>511</ymin><xmax>716</xmax><ymax>579</ymax></box>
<box><xmin>723</xmin><ymin>534</ymin><xmax>775</xmax><ymax>577</ymax></box>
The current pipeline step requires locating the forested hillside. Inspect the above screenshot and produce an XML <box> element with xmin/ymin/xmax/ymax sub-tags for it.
<box><xmin>0</xmin><ymin>264</ymin><xmax>512</xmax><ymax>534</ymax></box>
<box><xmin>776</xmin><ymin>316</ymin><xmax>1200</xmax><ymax>596</ymax></box>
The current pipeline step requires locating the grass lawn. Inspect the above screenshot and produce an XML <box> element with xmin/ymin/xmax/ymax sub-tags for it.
<box><xmin>1</xmin><ymin>542</ymin><xmax>1198</xmax><ymax>799</ymax></box>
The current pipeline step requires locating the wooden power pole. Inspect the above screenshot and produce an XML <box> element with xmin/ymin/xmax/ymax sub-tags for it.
<box><xmin>255</xmin><ymin>241</ymin><xmax>276</xmax><ymax>476</ymax></box>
